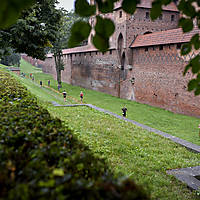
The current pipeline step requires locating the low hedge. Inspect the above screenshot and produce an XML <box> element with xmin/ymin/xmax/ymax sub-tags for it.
<box><xmin>0</xmin><ymin>70</ymin><xmax>150</xmax><ymax>199</ymax></box>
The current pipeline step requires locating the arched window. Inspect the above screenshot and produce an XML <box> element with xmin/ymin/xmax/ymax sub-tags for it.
<box><xmin>171</xmin><ymin>15</ymin><xmax>175</xmax><ymax>22</ymax></box>
<box><xmin>121</xmin><ymin>52</ymin><xmax>125</xmax><ymax>70</ymax></box>
<box><xmin>119</xmin><ymin>11</ymin><xmax>122</xmax><ymax>18</ymax></box>
<box><xmin>146</xmin><ymin>12</ymin><xmax>149</xmax><ymax>19</ymax></box>
<box><xmin>117</xmin><ymin>33</ymin><xmax>124</xmax><ymax>56</ymax></box>
<box><xmin>143</xmin><ymin>31</ymin><xmax>152</xmax><ymax>35</ymax></box>
<box><xmin>91</xmin><ymin>34</ymin><xmax>94</xmax><ymax>41</ymax></box>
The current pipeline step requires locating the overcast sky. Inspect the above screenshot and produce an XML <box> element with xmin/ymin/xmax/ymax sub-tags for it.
<box><xmin>57</xmin><ymin>0</ymin><xmax>75</xmax><ymax>11</ymax></box>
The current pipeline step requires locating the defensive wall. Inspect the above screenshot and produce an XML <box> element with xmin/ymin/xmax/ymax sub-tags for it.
<box><xmin>38</xmin><ymin>38</ymin><xmax>200</xmax><ymax>118</ymax></box>
<box><xmin>23</xmin><ymin>1</ymin><xmax>200</xmax><ymax>118</ymax></box>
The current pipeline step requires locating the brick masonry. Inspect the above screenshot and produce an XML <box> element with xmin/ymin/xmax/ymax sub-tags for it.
<box><xmin>70</xmin><ymin>50</ymin><xmax>120</xmax><ymax>96</ymax></box>
<box><xmin>130</xmin><ymin>45</ymin><xmax>200</xmax><ymax>117</ymax></box>
<box><xmin>35</xmin><ymin>2</ymin><xmax>200</xmax><ymax>118</ymax></box>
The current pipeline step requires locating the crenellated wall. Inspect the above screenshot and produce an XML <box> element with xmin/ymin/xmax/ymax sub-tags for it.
<box><xmin>22</xmin><ymin>55</ymin><xmax>46</xmax><ymax>69</ymax></box>
<box><xmin>31</xmin><ymin>2</ymin><xmax>200</xmax><ymax>118</ymax></box>
<box><xmin>69</xmin><ymin>49</ymin><xmax>120</xmax><ymax>96</ymax></box>
<box><xmin>40</xmin><ymin>43</ymin><xmax>200</xmax><ymax>118</ymax></box>
<box><xmin>41</xmin><ymin>49</ymin><xmax>121</xmax><ymax>96</ymax></box>
<box><xmin>130</xmin><ymin>44</ymin><xmax>200</xmax><ymax>117</ymax></box>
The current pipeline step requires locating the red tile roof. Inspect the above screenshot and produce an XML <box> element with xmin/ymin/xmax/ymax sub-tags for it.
<box><xmin>46</xmin><ymin>45</ymin><xmax>115</xmax><ymax>58</ymax></box>
<box><xmin>46</xmin><ymin>46</ymin><xmax>96</xmax><ymax>58</ymax></box>
<box><xmin>62</xmin><ymin>45</ymin><xmax>97</xmax><ymax>54</ymax></box>
<box><xmin>114</xmin><ymin>0</ymin><xmax>178</xmax><ymax>12</ymax></box>
<box><xmin>62</xmin><ymin>44</ymin><xmax>116</xmax><ymax>54</ymax></box>
<box><xmin>131</xmin><ymin>27</ymin><xmax>200</xmax><ymax>48</ymax></box>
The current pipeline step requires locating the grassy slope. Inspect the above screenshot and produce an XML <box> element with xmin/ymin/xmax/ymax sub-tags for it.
<box><xmin>19</xmin><ymin>60</ymin><xmax>76</xmax><ymax>105</ymax></box>
<box><xmin>47</xmin><ymin>105</ymin><xmax>200</xmax><ymax>200</ymax></box>
<box><xmin>20</xmin><ymin>59</ymin><xmax>200</xmax><ymax>146</ymax></box>
<box><xmin>2</xmin><ymin>61</ymin><xmax>199</xmax><ymax>199</ymax></box>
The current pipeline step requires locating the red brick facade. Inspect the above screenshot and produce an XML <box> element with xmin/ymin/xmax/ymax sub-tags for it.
<box><xmin>39</xmin><ymin>1</ymin><xmax>200</xmax><ymax>118</ymax></box>
<box><xmin>130</xmin><ymin>45</ymin><xmax>200</xmax><ymax>116</ymax></box>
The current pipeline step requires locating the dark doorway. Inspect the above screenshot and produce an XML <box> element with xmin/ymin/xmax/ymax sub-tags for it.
<box><xmin>121</xmin><ymin>52</ymin><xmax>125</xmax><ymax>70</ymax></box>
<box><xmin>143</xmin><ymin>31</ymin><xmax>152</xmax><ymax>35</ymax></box>
<box><xmin>117</xmin><ymin>33</ymin><xmax>124</xmax><ymax>57</ymax></box>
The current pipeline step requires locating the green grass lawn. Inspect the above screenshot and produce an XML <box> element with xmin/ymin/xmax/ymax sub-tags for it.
<box><xmin>0</xmin><ymin>64</ymin><xmax>6</xmax><ymax>68</ymax></box>
<box><xmin>2</xmin><ymin>61</ymin><xmax>200</xmax><ymax>199</ymax></box>
<box><xmin>46</xmin><ymin>105</ymin><xmax>200</xmax><ymax>200</ymax></box>
<box><xmin>19</xmin><ymin>59</ymin><xmax>200</xmax><ymax>146</ymax></box>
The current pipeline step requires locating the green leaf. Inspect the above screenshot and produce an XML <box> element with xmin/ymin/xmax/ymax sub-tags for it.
<box><xmin>53</xmin><ymin>168</ymin><xmax>64</xmax><ymax>176</ymax></box>
<box><xmin>162</xmin><ymin>0</ymin><xmax>172</xmax><ymax>5</ymax></box>
<box><xmin>68</xmin><ymin>21</ymin><xmax>91</xmax><ymax>48</ymax></box>
<box><xmin>75</xmin><ymin>0</ymin><xmax>96</xmax><ymax>17</ymax></box>
<box><xmin>197</xmin><ymin>73</ymin><xmax>200</xmax><ymax>81</ymax></box>
<box><xmin>93</xmin><ymin>34</ymin><xmax>109</xmax><ymax>52</ymax></box>
<box><xmin>191</xmin><ymin>34</ymin><xmax>200</xmax><ymax>50</ymax></box>
<box><xmin>122</xmin><ymin>0</ymin><xmax>139</xmax><ymax>14</ymax></box>
<box><xmin>188</xmin><ymin>79</ymin><xmax>197</xmax><ymax>91</ymax></box>
<box><xmin>95</xmin><ymin>16</ymin><xmax>115</xmax><ymax>37</ymax></box>
<box><xmin>183</xmin><ymin>64</ymin><xmax>191</xmax><ymax>75</ymax></box>
<box><xmin>181</xmin><ymin>43</ymin><xmax>192</xmax><ymax>55</ymax></box>
<box><xmin>0</xmin><ymin>0</ymin><xmax>35</xmax><ymax>29</ymax></box>
<box><xmin>96</xmin><ymin>0</ymin><xmax>115</xmax><ymax>13</ymax></box>
<box><xmin>179</xmin><ymin>18</ymin><xmax>193</xmax><ymax>33</ymax></box>
<box><xmin>92</xmin><ymin>15</ymin><xmax>115</xmax><ymax>52</ymax></box>
<box><xmin>194</xmin><ymin>85</ymin><xmax>200</xmax><ymax>95</ymax></box>
<box><xmin>178</xmin><ymin>0</ymin><xmax>196</xmax><ymax>18</ymax></box>
<box><xmin>150</xmin><ymin>1</ymin><xmax>162</xmax><ymax>20</ymax></box>
<box><xmin>195</xmin><ymin>74</ymin><xmax>200</xmax><ymax>95</ymax></box>
<box><xmin>191</xmin><ymin>55</ymin><xmax>200</xmax><ymax>74</ymax></box>
<box><xmin>39</xmin><ymin>179</ymin><xmax>55</xmax><ymax>187</ymax></box>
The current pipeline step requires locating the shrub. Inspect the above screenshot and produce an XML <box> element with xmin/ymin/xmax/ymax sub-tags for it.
<box><xmin>0</xmin><ymin>52</ymin><xmax>21</xmax><ymax>67</ymax></box>
<box><xmin>0</xmin><ymin>70</ymin><xmax>150</xmax><ymax>199</ymax></box>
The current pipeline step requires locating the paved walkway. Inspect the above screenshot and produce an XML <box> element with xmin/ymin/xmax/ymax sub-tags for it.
<box><xmin>167</xmin><ymin>166</ymin><xmax>200</xmax><ymax>190</ymax></box>
<box><xmin>51</xmin><ymin>102</ymin><xmax>200</xmax><ymax>153</ymax></box>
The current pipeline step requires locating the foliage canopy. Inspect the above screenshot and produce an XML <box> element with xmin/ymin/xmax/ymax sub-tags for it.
<box><xmin>0</xmin><ymin>0</ymin><xmax>62</xmax><ymax>60</ymax></box>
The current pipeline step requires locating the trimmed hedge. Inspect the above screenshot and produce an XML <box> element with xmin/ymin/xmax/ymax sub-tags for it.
<box><xmin>0</xmin><ymin>70</ymin><xmax>150</xmax><ymax>199</ymax></box>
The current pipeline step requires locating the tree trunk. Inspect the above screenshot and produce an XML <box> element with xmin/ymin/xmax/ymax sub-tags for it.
<box><xmin>54</xmin><ymin>50</ymin><xmax>64</xmax><ymax>88</ymax></box>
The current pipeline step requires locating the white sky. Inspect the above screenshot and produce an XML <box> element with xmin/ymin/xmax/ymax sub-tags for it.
<box><xmin>57</xmin><ymin>0</ymin><xmax>75</xmax><ymax>11</ymax></box>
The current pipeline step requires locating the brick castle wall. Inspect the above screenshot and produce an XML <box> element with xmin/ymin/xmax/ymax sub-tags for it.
<box><xmin>126</xmin><ymin>8</ymin><xmax>179</xmax><ymax>47</ymax></box>
<box><xmin>69</xmin><ymin>50</ymin><xmax>120</xmax><ymax>96</ymax></box>
<box><xmin>42</xmin><ymin>56</ymin><xmax>57</xmax><ymax>80</ymax></box>
<box><xmin>21</xmin><ymin>55</ymin><xmax>46</xmax><ymax>69</ymax></box>
<box><xmin>130</xmin><ymin>44</ymin><xmax>200</xmax><ymax>117</ymax></box>
<box><xmin>32</xmin><ymin>4</ymin><xmax>200</xmax><ymax>118</ymax></box>
<box><xmin>40</xmin><ymin>44</ymin><xmax>200</xmax><ymax>118</ymax></box>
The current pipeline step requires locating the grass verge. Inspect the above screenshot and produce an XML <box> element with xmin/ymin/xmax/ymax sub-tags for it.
<box><xmin>0</xmin><ymin>69</ymin><xmax>149</xmax><ymax>199</ymax></box>
<box><xmin>19</xmin><ymin>59</ymin><xmax>200</xmax><ymax>146</ymax></box>
<box><xmin>46</xmin><ymin>105</ymin><xmax>200</xmax><ymax>200</ymax></box>
<box><xmin>4</xmin><ymin>61</ymin><xmax>200</xmax><ymax>199</ymax></box>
